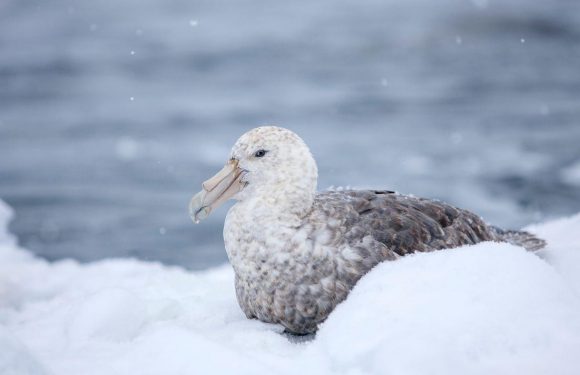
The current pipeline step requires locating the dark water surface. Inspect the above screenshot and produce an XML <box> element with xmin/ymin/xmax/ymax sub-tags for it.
<box><xmin>1</xmin><ymin>0</ymin><xmax>579</xmax><ymax>269</ymax></box>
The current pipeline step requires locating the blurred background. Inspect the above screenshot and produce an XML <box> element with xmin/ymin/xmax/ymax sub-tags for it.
<box><xmin>1</xmin><ymin>0</ymin><xmax>579</xmax><ymax>269</ymax></box>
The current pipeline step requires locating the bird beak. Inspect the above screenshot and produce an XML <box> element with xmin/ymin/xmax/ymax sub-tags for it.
<box><xmin>189</xmin><ymin>159</ymin><xmax>246</xmax><ymax>223</ymax></box>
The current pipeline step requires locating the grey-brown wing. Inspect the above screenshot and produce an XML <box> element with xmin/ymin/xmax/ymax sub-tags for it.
<box><xmin>318</xmin><ymin>190</ymin><xmax>499</xmax><ymax>257</ymax></box>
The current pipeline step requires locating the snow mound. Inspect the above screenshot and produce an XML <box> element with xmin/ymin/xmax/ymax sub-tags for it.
<box><xmin>314</xmin><ymin>243</ymin><xmax>580</xmax><ymax>375</ymax></box>
<box><xmin>1</xmin><ymin>199</ymin><xmax>579</xmax><ymax>374</ymax></box>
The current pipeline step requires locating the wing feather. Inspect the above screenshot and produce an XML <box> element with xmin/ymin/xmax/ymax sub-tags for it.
<box><xmin>315</xmin><ymin>190</ymin><xmax>499</xmax><ymax>258</ymax></box>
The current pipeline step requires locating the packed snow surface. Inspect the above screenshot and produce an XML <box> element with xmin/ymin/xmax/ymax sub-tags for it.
<box><xmin>1</xmin><ymin>199</ymin><xmax>579</xmax><ymax>375</ymax></box>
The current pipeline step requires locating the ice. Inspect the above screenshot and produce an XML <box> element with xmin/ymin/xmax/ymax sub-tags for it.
<box><xmin>1</xmin><ymin>198</ymin><xmax>579</xmax><ymax>374</ymax></box>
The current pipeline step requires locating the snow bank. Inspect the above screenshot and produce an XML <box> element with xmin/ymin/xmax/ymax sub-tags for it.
<box><xmin>1</xmin><ymin>199</ymin><xmax>579</xmax><ymax>375</ymax></box>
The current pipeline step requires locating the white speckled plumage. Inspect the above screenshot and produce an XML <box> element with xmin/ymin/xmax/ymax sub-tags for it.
<box><xmin>191</xmin><ymin>126</ymin><xmax>546</xmax><ymax>334</ymax></box>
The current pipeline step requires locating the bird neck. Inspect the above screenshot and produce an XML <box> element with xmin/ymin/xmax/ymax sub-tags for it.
<box><xmin>252</xmin><ymin>183</ymin><xmax>315</xmax><ymax>224</ymax></box>
<box><xmin>234</xmin><ymin>154</ymin><xmax>318</xmax><ymax>226</ymax></box>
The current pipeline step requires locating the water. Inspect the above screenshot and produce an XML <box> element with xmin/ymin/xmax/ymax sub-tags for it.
<box><xmin>1</xmin><ymin>0</ymin><xmax>579</xmax><ymax>270</ymax></box>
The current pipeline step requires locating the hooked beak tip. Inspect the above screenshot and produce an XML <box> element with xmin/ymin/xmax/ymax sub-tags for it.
<box><xmin>189</xmin><ymin>159</ymin><xmax>246</xmax><ymax>224</ymax></box>
<box><xmin>191</xmin><ymin>207</ymin><xmax>210</xmax><ymax>224</ymax></box>
<box><xmin>189</xmin><ymin>190</ymin><xmax>209</xmax><ymax>224</ymax></box>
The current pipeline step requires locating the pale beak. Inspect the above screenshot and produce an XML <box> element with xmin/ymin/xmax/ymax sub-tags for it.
<box><xmin>189</xmin><ymin>159</ymin><xmax>247</xmax><ymax>223</ymax></box>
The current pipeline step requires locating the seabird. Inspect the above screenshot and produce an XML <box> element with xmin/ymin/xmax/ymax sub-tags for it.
<box><xmin>189</xmin><ymin>126</ymin><xmax>545</xmax><ymax>334</ymax></box>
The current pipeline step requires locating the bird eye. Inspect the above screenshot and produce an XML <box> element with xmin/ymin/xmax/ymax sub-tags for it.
<box><xmin>254</xmin><ymin>149</ymin><xmax>267</xmax><ymax>158</ymax></box>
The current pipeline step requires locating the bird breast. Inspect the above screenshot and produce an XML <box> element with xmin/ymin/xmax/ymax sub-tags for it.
<box><xmin>224</xmin><ymin>202</ymin><xmax>351</xmax><ymax>333</ymax></box>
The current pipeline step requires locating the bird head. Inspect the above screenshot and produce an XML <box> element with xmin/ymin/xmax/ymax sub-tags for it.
<box><xmin>189</xmin><ymin>126</ymin><xmax>318</xmax><ymax>223</ymax></box>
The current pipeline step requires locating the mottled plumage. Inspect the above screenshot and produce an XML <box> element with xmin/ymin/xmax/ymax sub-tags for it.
<box><xmin>190</xmin><ymin>126</ymin><xmax>546</xmax><ymax>334</ymax></box>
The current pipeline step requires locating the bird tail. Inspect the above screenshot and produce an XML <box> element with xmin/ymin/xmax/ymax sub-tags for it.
<box><xmin>491</xmin><ymin>227</ymin><xmax>546</xmax><ymax>252</ymax></box>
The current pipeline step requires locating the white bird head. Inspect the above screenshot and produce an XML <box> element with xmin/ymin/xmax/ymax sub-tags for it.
<box><xmin>190</xmin><ymin>126</ymin><xmax>318</xmax><ymax>223</ymax></box>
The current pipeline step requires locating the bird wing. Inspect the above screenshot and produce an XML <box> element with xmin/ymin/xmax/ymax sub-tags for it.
<box><xmin>314</xmin><ymin>190</ymin><xmax>498</xmax><ymax>258</ymax></box>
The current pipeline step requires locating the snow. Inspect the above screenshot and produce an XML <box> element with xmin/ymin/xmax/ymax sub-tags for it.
<box><xmin>314</xmin><ymin>244</ymin><xmax>580</xmax><ymax>375</ymax></box>
<box><xmin>1</xmin><ymin>198</ymin><xmax>580</xmax><ymax>374</ymax></box>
